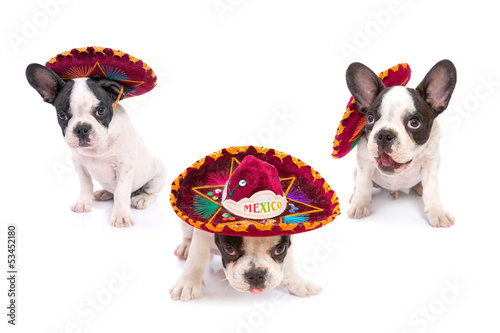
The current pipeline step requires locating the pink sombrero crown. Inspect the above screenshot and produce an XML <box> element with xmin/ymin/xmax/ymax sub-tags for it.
<box><xmin>221</xmin><ymin>155</ymin><xmax>287</xmax><ymax>219</ymax></box>
<box><xmin>45</xmin><ymin>46</ymin><xmax>157</xmax><ymax>98</ymax></box>
<box><xmin>171</xmin><ymin>146</ymin><xmax>340</xmax><ymax>237</ymax></box>
<box><xmin>332</xmin><ymin>63</ymin><xmax>411</xmax><ymax>159</ymax></box>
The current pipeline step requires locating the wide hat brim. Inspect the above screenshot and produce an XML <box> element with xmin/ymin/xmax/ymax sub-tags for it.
<box><xmin>171</xmin><ymin>146</ymin><xmax>340</xmax><ymax>237</ymax></box>
<box><xmin>45</xmin><ymin>46</ymin><xmax>156</xmax><ymax>98</ymax></box>
<box><xmin>332</xmin><ymin>63</ymin><xmax>411</xmax><ymax>159</ymax></box>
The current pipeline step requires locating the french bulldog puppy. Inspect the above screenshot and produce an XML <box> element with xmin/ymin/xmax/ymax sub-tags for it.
<box><xmin>26</xmin><ymin>64</ymin><xmax>166</xmax><ymax>227</ymax></box>
<box><xmin>170</xmin><ymin>222</ymin><xmax>321</xmax><ymax>301</ymax></box>
<box><xmin>345</xmin><ymin>60</ymin><xmax>457</xmax><ymax>228</ymax></box>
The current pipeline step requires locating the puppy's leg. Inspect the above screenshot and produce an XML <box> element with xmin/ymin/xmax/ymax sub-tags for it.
<box><xmin>174</xmin><ymin>221</ymin><xmax>193</xmax><ymax>259</ymax></box>
<box><xmin>421</xmin><ymin>157</ymin><xmax>454</xmax><ymax>228</ymax></box>
<box><xmin>71</xmin><ymin>159</ymin><xmax>94</xmax><ymax>213</ymax></box>
<box><xmin>170</xmin><ymin>228</ymin><xmax>211</xmax><ymax>301</ymax></box>
<box><xmin>110</xmin><ymin>162</ymin><xmax>136</xmax><ymax>228</ymax></box>
<box><xmin>282</xmin><ymin>240</ymin><xmax>322</xmax><ymax>297</ymax></box>
<box><xmin>131</xmin><ymin>160</ymin><xmax>166</xmax><ymax>210</ymax></box>
<box><xmin>347</xmin><ymin>163</ymin><xmax>374</xmax><ymax>219</ymax></box>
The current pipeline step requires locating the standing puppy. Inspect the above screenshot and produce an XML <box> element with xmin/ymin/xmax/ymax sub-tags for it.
<box><xmin>171</xmin><ymin>225</ymin><xmax>321</xmax><ymax>301</ymax></box>
<box><xmin>346</xmin><ymin>60</ymin><xmax>457</xmax><ymax>227</ymax></box>
<box><xmin>169</xmin><ymin>147</ymin><xmax>340</xmax><ymax>300</ymax></box>
<box><xmin>26</xmin><ymin>64</ymin><xmax>166</xmax><ymax>227</ymax></box>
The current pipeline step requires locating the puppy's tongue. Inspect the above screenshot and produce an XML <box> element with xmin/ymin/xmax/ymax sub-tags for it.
<box><xmin>380</xmin><ymin>153</ymin><xmax>397</xmax><ymax>167</ymax></box>
<box><xmin>249</xmin><ymin>288</ymin><xmax>263</xmax><ymax>294</ymax></box>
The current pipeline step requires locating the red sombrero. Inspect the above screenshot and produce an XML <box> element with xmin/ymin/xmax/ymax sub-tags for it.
<box><xmin>45</xmin><ymin>46</ymin><xmax>156</xmax><ymax>98</ymax></box>
<box><xmin>332</xmin><ymin>63</ymin><xmax>411</xmax><ymax>159</ymax></box>
<box><xmin>171</xmin><ymin>146</ymin><xmax>340</xmax><ymax>237</ymax></box>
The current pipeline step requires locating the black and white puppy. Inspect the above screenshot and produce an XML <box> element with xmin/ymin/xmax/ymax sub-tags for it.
<box><xmin>345</xmin><ymin>60</ymin><xmax>457</xmax><ymax>228</ymax></box>
<box><xmin>170</xmin><ymin>223</ymin><xmax>321</xmax><ymax>301</ymax></box>
<box><xmin>26</xmin><ymin>64</ymin><xmax>166</xmax><ymax>227</ymax></box>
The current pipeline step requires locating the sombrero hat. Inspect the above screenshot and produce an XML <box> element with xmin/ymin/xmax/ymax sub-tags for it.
<box><xmin>171</xmin><ymin>146</ymin><xmax>340</xmax><ymax>237</ymax></box>
<box><xmin>45</xmin><ymin>46</ymin><xmax>156</xmax><ymax>99</ymax></box>
<box><xmin>332</xmin><ymin>63</ymin><xmax>411</xmax><ymax>159</ymax></box>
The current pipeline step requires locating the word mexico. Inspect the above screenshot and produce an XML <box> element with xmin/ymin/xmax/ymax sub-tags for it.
<box><xmin>244</xmin><ymin>201</ymin><xmax>283</xmax><ymax>214</ymax></box>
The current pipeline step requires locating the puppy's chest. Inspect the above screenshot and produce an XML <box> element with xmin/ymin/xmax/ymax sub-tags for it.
<box><xmin>372</xmin><ymin>167</ymin><xmax>422</xmax><ymax>191</ymax></box>
<box><xmin>81</xmin><ymin>156</ymin><xmax>122</xmax><ymax>190</ymax></box>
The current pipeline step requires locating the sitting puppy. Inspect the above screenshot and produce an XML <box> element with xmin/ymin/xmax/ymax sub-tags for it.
<box><xmin>345</xmin><ymin>60</ymin><xmax>457</xmax><ymax>227</ymax></box>
<box><xmin>170</xmin><ymin>223</ymin><xmax>321</xmax><ymax>301</ymax></box>
<box><xmin>26</xmin><ymin>64</ymin><xmax>166</xmax><ymax>227</ymax></box>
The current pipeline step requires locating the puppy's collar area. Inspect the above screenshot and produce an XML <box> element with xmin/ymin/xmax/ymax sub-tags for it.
<box><xmin>112</xmin><ymin>85</ymin><xmax>124</xmax><ymax>111</ymax></box>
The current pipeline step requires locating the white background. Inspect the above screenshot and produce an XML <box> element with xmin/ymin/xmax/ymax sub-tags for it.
<box><xmin>1</xmin><ymin>1</ymin><xmax>499</xmax><ymax>332</ymax></box>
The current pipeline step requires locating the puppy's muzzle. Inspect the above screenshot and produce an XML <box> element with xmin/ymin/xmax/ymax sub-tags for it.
<box><xmin>244</xmin><ymin>268</ymin><xmax>267</xmax><ymax>289</ymax></box>
<box><xmin>73</xmin><ymin>123</ymin><xmax>92</xmax><ymax>146</ymax></box>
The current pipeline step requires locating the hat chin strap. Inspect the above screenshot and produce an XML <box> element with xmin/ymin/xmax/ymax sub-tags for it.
<box><xmin>112</xmin><ymin>85</ymin><xmax>124</xmax><ymax>111</ymax></box>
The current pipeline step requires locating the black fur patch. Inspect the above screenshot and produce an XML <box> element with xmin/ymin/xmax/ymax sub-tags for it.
<box><xmin>269</xmin><ymin>235</ymin><xmax>291</xmax><ymax>264</ymax></box>
<box><xmin>214</xmin><ymin>235</ymin><xmax>245</xmax><ymax>269</ymax></box>
<box><xmin>52</xmin><ymin>80</ymin><xmax>74</xmax><ymax>136</ymax></box>
<box><xmin>85</xmin><ymin>80</ymin><xmax>115</xmax><ymax>128</ymax></box>
<box><xmin>363</xmin><ymin>88</ymin><xmax>389</xmax><ymax>137</ymax></box>
<box><xmin>406</xmin><ymin>88</ymin><xmax>438</xmax><ymax>145</ymax></box>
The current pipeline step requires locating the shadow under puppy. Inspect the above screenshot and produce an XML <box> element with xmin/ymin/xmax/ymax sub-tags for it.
<box><xmin>26</xmin><ymin>63</ymin><xmax>166</xmax><ymax>227</ymax></box>
<box><xmin>169</xmin><ymin>150</ymin><xmax>339</xmax><ymax>301</ymax></box>
<box><xmin>345</xmin><ymin>60</ymin><xmax>457</xmax><ymax>227</ymax></box>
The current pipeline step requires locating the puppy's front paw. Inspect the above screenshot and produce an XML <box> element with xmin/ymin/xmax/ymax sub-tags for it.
<box><xmin>110</xmin><ymin>208</ymin><xmax>135</xmax><ymax>228</ymax></box>
<box><xmin>170</xmin><ymin>275</ymin><xmax>204</xmax><ymax>301</ymax></box>
<box><xmin>347</xmin><ymin>198</ymin><xmax>371</xmax><ymax>219</ymax></box>
<box><xmin>71</xmin><ymin>197</ymin><xmax>93</xmax><ymax>213</ymax></box>
<box><xmin>426</xmin><ymin>207</ymin><xmax>455</xmax><ymax>228</ymax></box>
<box><xmin>174</xmin><ymin>238</ymin><xmax>192</xmax><ymax>259</ymax></box>
<box><xmin>283</xmin><ymin>276</ymin><xmax>322</xmax><ymax>297</ymax></box>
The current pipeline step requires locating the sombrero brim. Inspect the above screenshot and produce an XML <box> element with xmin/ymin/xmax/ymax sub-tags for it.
<box><xmin>45</xmin><ymin>46</ymin><xmax>156</xmax><ymax>99</ymax></box>
<box><xmin>332</xmin><ymin>63</ymin><xmax>411</xmax><ymax>159</ymax></box>
<box><xmin>171</xmin><ymin>146</ymin><xmax>340</xmax><ymax>237</ymax></box>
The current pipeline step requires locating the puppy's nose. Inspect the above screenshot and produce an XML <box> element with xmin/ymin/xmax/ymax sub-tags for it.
<box><xmin>74</xmin><ymin>123</ymin><xmax>91</xmax><ymax>140</ymax></box>
<box><xmin>245</xmin><ymin>269</ymin><xmax>267</xmax><ymax>287</ymax></box>
<box><xmin>376</xmin><ymin>129</ymin><xmax>396</xmax><ymax>146</ymax></box>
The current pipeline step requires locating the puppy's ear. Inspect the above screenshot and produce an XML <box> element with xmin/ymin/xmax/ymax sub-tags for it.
<box><xmin>95</xmin><ymin>79</ymin><xmax>133</xmax><ymax>102</ymax></box>
<box><xmin>416</xmin><ymin>60</ymin><xmax>457</xmax><ymax>115</ymax></box>
<box><xmin>26</xmin><ymin>64</ymin><xmax>66</xmax><ymax>105</ymax></box>
<box><xmin>346</xmin><ymin>62</ymin><xmax>386</xmax><ymax>114</ymax></box>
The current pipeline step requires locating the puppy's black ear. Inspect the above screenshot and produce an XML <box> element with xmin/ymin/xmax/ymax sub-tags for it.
<box><xmin>346</xmin><ymin>62</ymin><xmax>386</xmax><ymax>114</ymax></box>
<box><xmin>26</xmin><ymin>64</ymin><xmax>66</xmax><ymax>105</ymax></box>
<box><xmin>416</xmin><ymin>60</ymin><xmax>457</xmax><ymax>115</ymax></box>
<box><xmin>95</xmin><ymin>79</ymin><xmax>133</xmax><ymax>102</ymax></box>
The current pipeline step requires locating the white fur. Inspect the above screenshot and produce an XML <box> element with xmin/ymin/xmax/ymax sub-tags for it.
<box><xmin>170</xmin><ymin>224</ymin><xmax>321</xmax><ymax>301</ymax></box>
<box><xmin>348</xmin><ymin>87</ymin><xmax>454</xmax><ymax>228</ymax></box>
<box><xmin>68</xmin><ymin>78</ymin><xmax>166</xmax><ymax>227</ymax></box>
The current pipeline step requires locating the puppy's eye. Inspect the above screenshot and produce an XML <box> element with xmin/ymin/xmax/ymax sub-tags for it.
<box><xmin>223</xmin><ymin>245</ymin><xmax>236</xmax><ymax>256</ymax></box>
<box><xmin>57</xmin><ymin>112</ymin><xmax>67</xmax><ymax>121</ymax></box>
<box><xmin>366</xmin><ymin>114</ymin><xmax>375</xmax><ymax>125</ymax></box>
<box><xmin>273</xmin><ymin>244</ymin><xmax>287</xmax><ymax>256</ymax></box>
<box><xmin>407</xmin><ymin>118</ymin><xmax>421</xmax><ymax>129</ymax></box>
<box><xmin>95</xmin><ymin>107</ymin><xmax>106</xmax><ymax>118</ymax></box>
